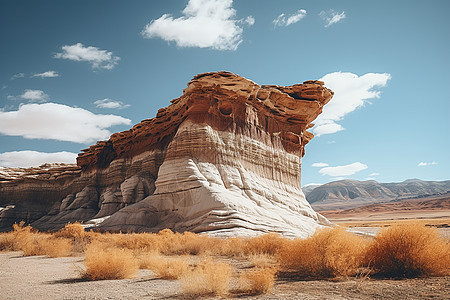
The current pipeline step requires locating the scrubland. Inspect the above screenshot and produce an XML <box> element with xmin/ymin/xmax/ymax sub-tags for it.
<box><xmin>0</xmin><ymin>222</ymin><xmax>449</xmax><ymax>297</ymax></box>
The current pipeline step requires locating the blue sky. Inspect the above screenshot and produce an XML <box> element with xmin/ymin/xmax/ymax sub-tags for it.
<box><xmin>0</xmin><ymin>0</ymin><xmax>449</xmax><ymax>186</ymax></box>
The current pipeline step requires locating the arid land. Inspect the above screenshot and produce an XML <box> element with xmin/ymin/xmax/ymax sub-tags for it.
<box><xmin>318</xmin><ymin>193</ymin><xmax>450</xmax><ymax>240</ymax></box>
<box><xmin>0</xmin><ymin>251</ymin><xmax>449</xmax><ymax>300</ymax></box>
<box><xmin>1</xmin><ymin>210</ymin><xmax>449</xmax><ymax>300</ymax></box>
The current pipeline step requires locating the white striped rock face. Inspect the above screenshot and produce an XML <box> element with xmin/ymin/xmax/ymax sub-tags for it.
<box><xmin>99</xmin><ymin>121</ymin><xmax>330</xmax><ymax>237</ymax></box>
<box><xmin>0</xmin><ymin>72</ymin><xmax>334</xmax><ymax>236</ymax></box>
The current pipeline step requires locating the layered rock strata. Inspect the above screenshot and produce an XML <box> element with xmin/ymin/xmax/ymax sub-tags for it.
<box><xmin>0</xmin><ymin>72</ymin><xmax>333</xmax><ymax>237</ymax></box>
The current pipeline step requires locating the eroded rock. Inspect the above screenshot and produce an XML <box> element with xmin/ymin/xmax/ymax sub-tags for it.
<box><xmin>0</xmin><ymin>72</ymin><xmax>333</xmax><ymax>237</ymax></box>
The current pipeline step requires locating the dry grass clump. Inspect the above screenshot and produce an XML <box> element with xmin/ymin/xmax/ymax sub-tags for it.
<box><xmin>0</xmin><ymin>231</ymin><xmax>17</xmax><ymax>252</ymax></box>
<box><xmin>39</xmin><ymin>237</ymin><xmax>73</xmax><ymax>258</ymax></box>
<box><xmin>243</xmin><ymin>233</ymin><xmax>286</xmax><ymax>256</ymax></box>
<box><xmin>106</xmin><ymin>230</ymin><xmax>221</xmax><ymax>256</ymax></box>
<box><xmin>140</xmin><ymin>253</ymin><xmax>190</xmax><ymax>279</ymax></box>
<box><xmin>366</xmin><ymin>223</ymin><xmax>450</xmax><ymax>277</ymax></box>
<box><xmin>179</xmin><ymin>258</ymin><xmax>232</xmax><ymax>296</ymax></box>
<box><xmin>239</xmin><ymin>267</ymin><xmax>278</xmax><ymax>295</ymax></box>
<box><xmin>213</xmin><ymin>234</ymin><xmax>286</xmax><ymax>257</ymax></box>
<box><xmin>54</xmin><ymin>222</ymin><xmax>86</xmax><ymax>239</ymax></box>
<box><xmin>54</xmin><ymin>222</ymin><xmax>97</xmax><ymax>254</ymax></box>
<box><xmin>1</xmin><ymin>222</ymin><xmax>71</xmax><ymax>257</ymax></box>
<box><xmin>83</xmin><ymin>241</ymin><xmax>138</xmax><ymax>280</ymax></box>
<box><xmin>279</xmin><ymin>227</ymin><xmax>368</xmax><ymax>278</ymax></box>
<box><xmin>248</xmin><ymin>253</ymin><xmax>278</xmax><ymax>269</ymax></box>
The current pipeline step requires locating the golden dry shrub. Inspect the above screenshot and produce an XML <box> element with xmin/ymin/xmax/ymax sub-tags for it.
<box><xmin>54</xmin><ymin>222</ymin><xmax>86</xmax><ymax>239</ymax></box>
<box><xmin>366</xmin><ymin>223</ymin><xmax>450</xmax><ymax>277</ymax></box>
<box><xmin>41</xmin><ymin>237</ymin><xmax>73</xmax><ymax>257</ymax></box>
<box><xmin>109</xmin><ymin>232</ymin><xmax>161</xmax><ymax>253</ymax></box>
<box><xmin>217</xmin><ymin>236</ymin><xmax>247</xmax><ymax>256</ymax></box>
<box><xmin>169</xmin><ymin>232</ymin><xmax>220</xmax><ymax>256</ymax></box>
<box><xmin>83</xmin><ymin>241</ymin><xmax>139</xmax><ymax>280</ymax></box>
<box><xmin>0</xmin><ymin>232</ymin><xmax>16</xmax><ymax>252</ymax></box>
<box><xmin>244</xmin><ymin>233</ymin><xmax>286</xmax><ymax>256</ymax></box>
<box><xmin>141</xmin><ymin>253</ymin><xmax>190</xmax><ymax>279</ymax></box>
<box><xmin>240</xmin><ymin>267</ymin><xmax>278</xmax><ymax>294</ymax></box>
<box><xmin>248</xmin><ymin>253</ymin><xmax>278</xmax><ymax>269</ymax></box>
<box><xmin>279</xmin><ymin>227</ymin><xmax>367</xmax><ymax>278</ymax></box>
<box><xmin>11</xmin><ymin>222</ymin><xmax>48</xmax><ymax>256</ymax></box>
<box><xmin>54</xmin><ymin>222</ymin><xmax>97</xmax><ymax>254</ymax></box>
<box><xmin>3</xmin><ymin>222</ymin><xmax>72</xmax><ymax>257</ymax></box>
<box><xmin>179</xmin><ymin>258</ymin><xmax>232</xmax><ymax>296</ymax></box>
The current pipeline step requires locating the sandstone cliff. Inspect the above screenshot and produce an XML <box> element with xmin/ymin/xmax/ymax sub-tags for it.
<box><xmin>0</xmin><ymin>72</ymin><xmax>333</xmax><ymax>237</ymax></box>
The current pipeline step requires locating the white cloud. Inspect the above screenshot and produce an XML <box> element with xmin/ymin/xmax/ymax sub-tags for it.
<box><xmin>54</xmin><ymin>43</ymin><xmax>120</xmax><ymax>70</ymax></box>
<box><xmin>94</xmin><ymin>98</ymin><xmax>130</xmax><ymax>109</ymax></box>
<box><xmin>20</xmin><ymin>89</ymin><xmax>49</xmax><ymax>102</ymax></box>
<box><xmin>312</xmin><ymin>162</ymin><xmax>329</xmax><ymax>168</ymax></box>
<box><xmin>313</xmin><ymin>72</ymin><xmax>391</xmax><ymax>136</ymax></box>
<box><xmin>368</xmin><ymin>172</ymin><xmax>380</xmax><ymax>176</ymax></box>
<box><xmin>327</xmin><ymin>140</ymin><xmax>336</xmax><ymax>144</ymax></box>
<box><xmin>10</xmin><ymin>73</ymin><xmax>25</xmax><ymax>80</ymax></box>
<box><xmin>0</xmin><ymin>103</ymin><xmax>131</xmax><ymax>143</ymax></box>
<box><xmin>319</xmin><ymin>162</ymin><xmax>368</xmax><ymax>177</ymax></box>
<box><xmin>141</xmin><ymin>0</ymin><xmax>252</xmax><ymax>50</ymax></box>
<box><xmin>243</xmin><ymin>16</ymin><xmax>255</xmax><ymax>26</ymax></box>
<box><xmin>418</xmin><ymin>162</ymin><xmax>437</xmax><ymax>167</ymax></box>
<box><xmin>32</xmin><ymin>71</ymin><xmax>60</xmax><ymax>78</ymax></box>
<box><xmin>0</xmin><ymin>151</ymin><xmax>77</xmax><ymax>168</ymax></box>
<box><xmin>273</xmin><ymin>9</ymin><xmax>307</xmax><ymax>27</ymax></box>
<box><xmin>319</xmin><ymin>10</ymin><xmax>346</xmax><ymax>27</ymax></box>
<box><xmin>313</xmin><ymin>123</ymin><xmax>344</xmax><ymax>136</ymax></box>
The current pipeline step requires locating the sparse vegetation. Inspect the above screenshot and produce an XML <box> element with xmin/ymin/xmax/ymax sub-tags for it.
<box><xmin>140</xmin><ymin>253</ymin><xmax>190</xmax><ymax>279</ymax></box>
<box><xmin>279</xmin><ymin>227</ymin><xmax>368</xmax><ymax>278</ymax></box>
<box><xmin>83</xmin><ymin>241</ymin><xmax>139</xmax><ymax>280</ymax></box>
<box><xmin>179</xmin><ymin>258</ymin><xmax>232</xmax><ymax>296</ymax></box>
<box><xmin>239</xmin><ymin>267</ymin><xmax>278</xmax><ymax>294</ymax></box>
<box><xmin>0</xmin><ymin>221</ymin><xmax>448</xmax><ymax>295</ymax></box>
<box><xmin>366</xmin><ymin>223</ymin><xmax>450</xmax><ymax>277</ymax></box>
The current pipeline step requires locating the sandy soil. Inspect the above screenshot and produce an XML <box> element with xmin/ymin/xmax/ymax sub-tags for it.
<box><xmin>1</xmin><ymin>252</ymin><xmax>449</xmax><ymax>300</ymax></box>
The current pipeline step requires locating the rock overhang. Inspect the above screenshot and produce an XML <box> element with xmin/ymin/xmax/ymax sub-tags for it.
<box><xmin>77</xmin><ymin>71</ymin><xmax>333</xmax><ymax>171</ymax></box>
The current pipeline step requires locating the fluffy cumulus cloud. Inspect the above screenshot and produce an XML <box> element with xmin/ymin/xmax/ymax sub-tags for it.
<box><xmin>141</xmin><ymin>0</ymin><xmax>253</xmax><ymax>50</ymax></box>
<box><xmin>319</xmin><ymin>10</ymin><xmax>346</xmax><ymax>27</ymax></box>
<box><xmin>273</xmin><ymin>9</ymin><xmax>307</xmax><ymax>27</ymax></box>
<box><xmin>0</xmin><ymin>151</ymin><xmax>77</xmax><ymax>168</ymax></box>
<box><xmin>32</xmin><ymin>71</ymin><xmax>60</xmax><ymax>78</ymax></box>
<box><xmin>20</xmin><ymin>89</ymin><xmax>49</xmax><ymax>102</ymax></box>
<box><xmin>0</xmin><ymin>103</ymin><xmax>131</xmax><ymax>143</ymax></box>
<box><xmin>312</xmin><ymin>162</ymin><xmax>329</xmax><ymax>167</ymax></box>
<box><xmin>313</xmin><ymin>72</ymin><xmax>391</xmax><ymax>136</ymax></box>
<box><xmin>318</xmin><ymin>162</ymin><xmax>368</xmax><ymax>177</ymax></box>
<box><xmin>94</xmin><ymin>98</ymin><xmax>130</xmax><ymax>109</ymax></box>
<box><xmin>418</xmin><ymin>162</ymin><xmax>437</xmax><ymax>167</ymax></box>
<box><xmin>54</xmin><ymin>43</ymin><xmax>120</xmax><ymax>70</ymax></box>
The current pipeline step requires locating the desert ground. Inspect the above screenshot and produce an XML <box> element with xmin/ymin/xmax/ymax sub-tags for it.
<box><xmin>0</xmin><ymin>251</ymin><xmax>449</xmax><ymax>300</ymax></box>
<box><xmin>1</xmin><ymin>208</ymin><xmax>449</xmax><ymax>300</ymax></box>
<box><xmin>319</xmin><ymin>195</ymin><xmax>450</xmax><ymax>240</ymax></box>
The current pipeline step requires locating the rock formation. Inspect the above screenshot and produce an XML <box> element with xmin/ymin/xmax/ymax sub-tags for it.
<box><xmin>0</xmin><ymin>71</ymin><xmax>333</xmax><ymax>237</ymax></box>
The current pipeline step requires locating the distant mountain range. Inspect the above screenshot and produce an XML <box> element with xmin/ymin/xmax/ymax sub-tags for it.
<box><xmin>303</xmin><ymin>179</ymin><xmax>450</xmax><ymax>211</ymax></box>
